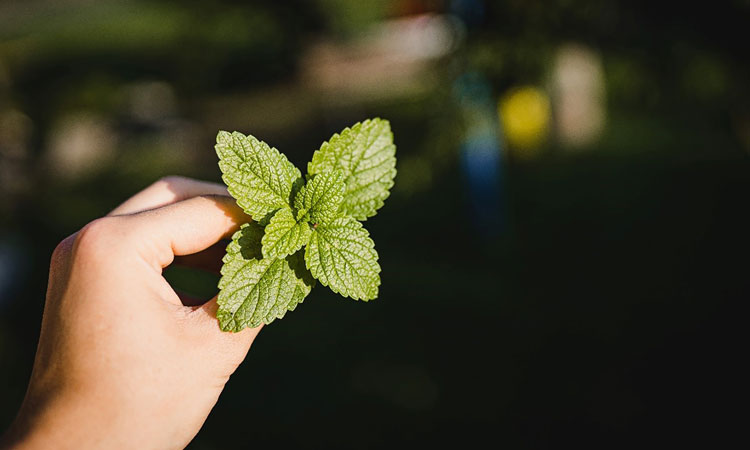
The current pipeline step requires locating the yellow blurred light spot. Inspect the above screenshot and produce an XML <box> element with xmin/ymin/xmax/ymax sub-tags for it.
<box><xmin>498</xmin><ymin>86</ymin><xmax>550</xmax><ymax>155</ymax></box>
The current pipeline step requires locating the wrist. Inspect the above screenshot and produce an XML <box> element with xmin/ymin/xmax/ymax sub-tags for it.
<box><xmin>3</xmin><ymin>390</ymin><xmax>103</xmax><ymax>449</ymax></box>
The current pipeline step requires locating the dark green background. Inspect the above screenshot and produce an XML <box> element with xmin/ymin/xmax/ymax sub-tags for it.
<box><xmin>1</xmin><ymin>1</ymin><xmax>747</xmax><ymax>448</ymax></box>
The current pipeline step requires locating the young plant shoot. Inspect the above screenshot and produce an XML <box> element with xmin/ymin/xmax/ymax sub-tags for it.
<box><xmin>214</xmin><ymin>118</ymin><xmax>397</xmax><ymax>331</ymax></box>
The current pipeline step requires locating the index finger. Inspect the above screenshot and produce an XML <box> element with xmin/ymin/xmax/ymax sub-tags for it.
<box><xmin>109</xmin><ymin>176</ymin><xmax>230</xmax><ymax>216</ymax></box>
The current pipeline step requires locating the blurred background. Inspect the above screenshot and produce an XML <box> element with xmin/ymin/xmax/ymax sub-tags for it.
<box><xmin>1</xmin><ymin>0</ymin><xmax>748</xmax><ymax>447</ymax></box>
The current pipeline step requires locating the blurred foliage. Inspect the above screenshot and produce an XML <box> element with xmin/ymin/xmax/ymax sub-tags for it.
<box><xmin>1</xmin><ymin>0</ymin><xmax>748</xmax><ymax>448</ymax></box>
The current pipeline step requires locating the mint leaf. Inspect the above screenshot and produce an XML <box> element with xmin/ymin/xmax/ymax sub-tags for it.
<box><xmin>261</xmin><ymin>207</ymin><xmax>312</xmax><ymax>259</ymax></box>
<box><xmin>217</xmin><ymin>223</ymin><xmax>314</xmax><ymax>332</ymax></box>
<box><xmin>216</xmin><ymin>118</ymin><xmax>395</xmax><ymax>331</ymax></box>
<box><xmin>216</xmin><ymin>131</ymin><xmax>302</xmax><ymax>222</ymax></box>
<box><xmin>305</xmin><ymin>217</ymin><xmax>380</xmax><ymax>301</ymax></box>
<box><xmin>308</xmin><ymin>118</ymin><xmax>396</xmax><ymax>220</ymax></box>
<box><xmin>293</xmin><ymin>170</ymin><xmax>346</xmax><ymax>225</ymax></box>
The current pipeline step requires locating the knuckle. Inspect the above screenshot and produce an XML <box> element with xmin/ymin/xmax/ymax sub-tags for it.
<box><xmin>50</xmin><ymin>234</ymin><xmax>75</xmax><ymax>266</ymax></box>
<box><xmin>73</xmin><ymin>217</ymin><xmax>123</xmax><ymax>257</ymax></box>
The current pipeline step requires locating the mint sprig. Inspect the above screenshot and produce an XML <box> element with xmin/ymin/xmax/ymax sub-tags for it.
<box><xmin>215</xmin><ymin>118</ymin><xmax>396</xmax><ymax>332</ymax></box>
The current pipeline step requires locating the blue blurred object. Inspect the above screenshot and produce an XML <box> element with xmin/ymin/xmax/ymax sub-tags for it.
<box><xmin>450</xmin><ymin>0</ymin><xmax>486</xmax><ymax>27</ymax></box>
<box><xmin>0</xmin><ymin>234</ymin><xmax>31</xmax><ymax>310</ymax></box>
<box><xmin>453</xmin><ymin>72</ymin><xmax>505</xmax><ymax>239</ymax></box>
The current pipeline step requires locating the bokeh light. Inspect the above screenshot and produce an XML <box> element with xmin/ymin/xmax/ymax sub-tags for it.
<box><xmin>498</xmin><ymin>86</ymin><xmax>550</xmax><ymax>155</ymax></box>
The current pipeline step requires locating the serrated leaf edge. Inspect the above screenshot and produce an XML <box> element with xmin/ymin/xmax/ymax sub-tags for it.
<box><xmin>305</xmin><ymin>218</ymin><xmax>381</xmax><ymax>301</ymax></box>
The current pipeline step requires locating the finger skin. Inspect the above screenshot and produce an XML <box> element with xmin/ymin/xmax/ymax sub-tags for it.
<box><xmin>124</xmin><ymin>195</ymin><xmax>250</xmax><ymax>270</ymax></box>
<box><xmin>109</xmin><ymin>176</ymin><xmax>229</xmax><ymax>216</ymax></box>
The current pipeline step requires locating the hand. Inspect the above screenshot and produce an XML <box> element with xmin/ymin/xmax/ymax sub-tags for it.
<box><xmin>2</xmin><ymin>177</ymin><xmax>259</xmax><ymax>449</ymax></box>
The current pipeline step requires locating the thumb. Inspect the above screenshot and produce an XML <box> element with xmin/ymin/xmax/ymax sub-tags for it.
<box><xmin>124</xmin><ymin>194</ymin><xmax>261</xmax><ymax>358</ymax></box>
<box><xmin>124</xmin><ymin>194</ymin><xmax>249</xmax><ymax>271</ymax></box>
<box><xmin>191</xmin><ymin>296</ymin><xmax>262</xmax><ymax>360</ymax></box>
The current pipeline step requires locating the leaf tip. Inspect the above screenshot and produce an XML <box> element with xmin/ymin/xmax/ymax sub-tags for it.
<box><xmin>216</xmin><ymin>130</ymin><xmax>232</xmax><ymax>145</ymax></box>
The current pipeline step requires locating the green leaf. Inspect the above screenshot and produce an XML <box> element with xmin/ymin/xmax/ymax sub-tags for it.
<box><xmin>216</xmin><ymin>131</ymin><xmax>302</xmax><ymax>222</ymax></box>
<box><xmin>305</xmin><ymin>216</ymin><xmax>380</xmax><ymax>301</ymax></box>
<box><xmin>307</xmin><ymin>118</ymin><xmax>396</xmax><ymax>220</ymax></box>
<box><xmin>216</xmin><ymin>117</ymin><xmax>396</xmax><ymax>331</ymax></box>
<box><xmin>217</xmin><ymin>223</ymin><xmax>315</xmax><ymax>332</ymax></box>
<box><xmin>261</xmin><ymin>207</ymin><xmax>312</xmax><ymax>259</ymax></box>
<box><xmin>293</xmin><ymin>170</ymin><xmax>346</xmax><ymax>225</ymax></box>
